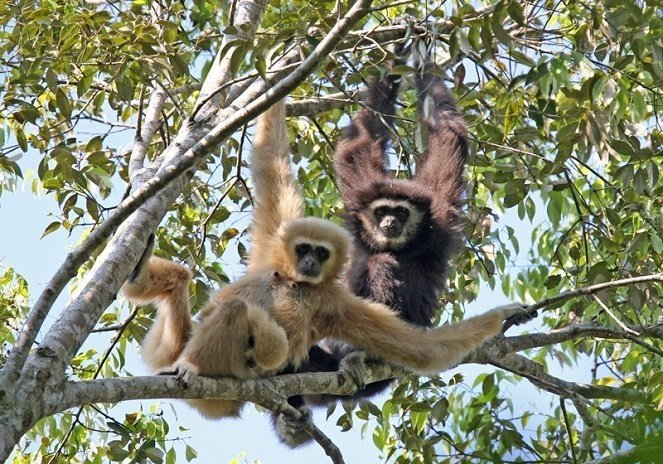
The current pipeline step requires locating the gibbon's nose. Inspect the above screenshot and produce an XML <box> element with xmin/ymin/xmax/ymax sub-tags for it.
<box><xmin>380</xmin><ymin>217</ymin><xmax>403</xmax><ymax>237</ymax></box>
<box><xmin>299</xmin><ymin>255</ymin><xmax>321</xmax><ymax>277</ymax></box>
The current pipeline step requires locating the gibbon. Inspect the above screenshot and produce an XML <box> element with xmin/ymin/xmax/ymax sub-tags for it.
<box><xmin>122</xmin><ymin>99</ymin><xmax>531</xmax><ymax>426</ymax></box>
<box><xmin>274</xmin><ymin>63</ymin><xmax>476</xmax><ymax>446</ymax></box>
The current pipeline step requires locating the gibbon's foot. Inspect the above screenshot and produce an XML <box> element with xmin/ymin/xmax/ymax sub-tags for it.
<box><xmin>339</xmin><ymin>351</ymin><xmax>369</xmax><ymax>390</ymax></box>
<box><xmin>275</xmin><ymin>407</ymin><xmax>313</xmax><ymax>448</ymax></box>
<box><xmin>129</xmin><ymin>233</ymin><xmax>155</xmax><ymax>282</ymax></box>
<box><xmin>498</xmin><ymin>303</ymin><xmax>538</xmax><ymax>332</ymax></box>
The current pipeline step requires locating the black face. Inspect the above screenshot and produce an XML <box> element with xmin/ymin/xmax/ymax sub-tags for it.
<box><xmin>374</xmin><ymin>205</ymin><xmax>410</xmax><ymax>238</ymax></box>
<box><xmin>294</xmin><ymin>243</ymin><xmax>330</xmax><ymax>278</ymax></box>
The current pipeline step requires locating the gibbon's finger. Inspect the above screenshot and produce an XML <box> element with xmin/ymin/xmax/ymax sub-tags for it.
<box><xmin>502</xmin><ymin>304</ymin><xmax>539</xmax><ymax>333</ymax></box>
<box><xmin>129</xmin><ymin>232</ymin><xmax>155</xmax><ymax>282</ymax></box>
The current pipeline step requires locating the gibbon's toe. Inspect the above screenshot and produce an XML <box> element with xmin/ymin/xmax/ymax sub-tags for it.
<box><xmin>172</xmin><ymin>361</ymin><xmax>198</xmax><ymax>388</ymax></box>
<box><xmin>275</xmin><ymin>407</ymin><xmax>313</xmax><ymax>448</ymax></box>
<box><xmin>339</xmin><ymin>351</ymin><xmax>369</xmax><ymax>389</ymax></box>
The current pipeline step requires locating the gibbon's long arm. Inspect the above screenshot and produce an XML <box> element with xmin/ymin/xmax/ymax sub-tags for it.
<box><xmin>248</xmin><ymin>100</ymin><xmax>303</xmax><ymax>270</ymax></box>
<box><xmin>332</xmin><ymin>72</ymin><xmax>401</xmax><ymax>211</ymax></box>
<box><xmin>321</xmin><ymin>289</ymin><xmax>514</xmax><ymax>374</ymax></box>
<box><xmin>413</xmin><ymin>67</ymin><xmax>468</xmax><ymax>223</ymax></box>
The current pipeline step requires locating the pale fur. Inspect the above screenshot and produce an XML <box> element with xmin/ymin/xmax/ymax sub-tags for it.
<box><xmin>121</xmin><ymin>100</ymin><xmax>525</xmax><ymax>420</ymax></box>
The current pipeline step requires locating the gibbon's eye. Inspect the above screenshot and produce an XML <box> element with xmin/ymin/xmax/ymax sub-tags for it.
<box><xmin>295</xmin><ymin>243</ymin><xmax>312</xmax><ymax>257</ymax></box>
<box><xmin>315</xmin><ymin>246</ymin><xmax>330</xmax><ymax>262</ymax></box>
<box><xmin>374</xmin><ymin>206</ymin><xmax>388</xmax><ymax>219</ymax></box>
<box><xmin>394</xmin><ymin>206</ymin><xmax>410</xmax><ymax>222</ymax></box>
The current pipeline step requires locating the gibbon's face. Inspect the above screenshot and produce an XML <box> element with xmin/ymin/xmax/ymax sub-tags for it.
<box><xmin>361</xmin><ymin>199</ymin><xmax>424</xmax><ymax>250</ymax></box>
<box><xmin>291</xmin><ymin>238</ymin><xmax>333</xmax><ymax>284</ymax></box>
<box><xmin>273</xmin><ymin>217</ymin><xmax>350</xmax><ymax>284</ymax></box>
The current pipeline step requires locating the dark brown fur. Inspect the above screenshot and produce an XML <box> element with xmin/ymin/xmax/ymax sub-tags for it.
<box><xmin>276</xmin><ymin>64</ymin><xmax>472</xmax><ymax>446</ymax></box>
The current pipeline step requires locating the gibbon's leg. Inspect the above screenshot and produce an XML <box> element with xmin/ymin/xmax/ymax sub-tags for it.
<box><xmin>248</xmin><ymin>99</ymin><xmax>303</xmax><ymax>271</ymax></box>
<box><xmin>332</xmin><ymin>70</ymin><xmax>402</xmax><ymax>211</ymax></box>
<box><xmin>412</xmin><ymin>65</ymin><xmax>468</xmax><ymax>223</ymax></box>
<box><xmin>167</xmin><ymin>297</ymin><xmax>289</xmax><ymax>419</ymax></box>
<box><xmin>323</xmin><ymin>293</ymin><xmax>533</xmax><ymax>374</ymax></box>
<box><xmin>121</xmin><ymin>241</ymin><xmax>193</xmax><ymax>372</ymax></box>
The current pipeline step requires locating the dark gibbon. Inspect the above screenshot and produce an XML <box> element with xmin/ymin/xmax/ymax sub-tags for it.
<box><xmin>274</xmin><ymin>64</ymin><xmax>476</xmax><ymax>446</ymax></box>
<box><xmin>122</xmin><ymin>99</ymin><xmax>531</xmax><ymax>426</ymax></box>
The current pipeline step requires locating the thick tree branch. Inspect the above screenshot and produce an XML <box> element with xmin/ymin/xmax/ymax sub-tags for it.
<box><xmin>34</xmin><ymin>0</ymin><xmax>374</xmax><ymax>371</ymax></box>
<box><xmin>195</xmin><ymin>0</ymin><xmax>268</xmax><ymax>113</ymax></box>
<box><xmin>55</xmin><ymin>362</ymin><xmax>403</xmax><ymax>415</ymax></box>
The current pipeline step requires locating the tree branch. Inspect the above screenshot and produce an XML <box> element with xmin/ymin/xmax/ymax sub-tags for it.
<box><xmin>504</xmin><ymin>272</ymin><xmax>663</xmax><ymax>330</ymax></box>
<box><xmin>55</xmin><ymin>362</ymin><xmax>403</xmax><ymax>415</ymax></box>
<box><xmin>129</xmin><ymin>86</ymin><xmax>167</xmax><ymax>180</ymax></box>
<box><xmin>503</xmin><ymin>322</ymin><xmax>663</xmax><ymax>356</ymax></box>
<box><xmin>584</xmin><ymin>441</ymin><xmax>663</xmax><ymax>464</ymax></box>
<box><xmin>489</xmin><ymin>353</ymin><xmax>648</xmax><ymax>403</ymax></box>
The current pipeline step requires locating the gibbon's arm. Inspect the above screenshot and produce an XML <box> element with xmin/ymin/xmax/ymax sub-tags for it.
<box><xmin>321</xmin><ymin>289</ymin><xmax>517</xmax><ymax>374</ymax></box>
<box><xmin>332</xmin><ymin>72</ymin><xmax>402</xmax><ymax>210</ymax></box>
<box><xmin>413</xmin><ymin>66</ymin><xmax>468</xmax><ymax>222</ymax></box>
<box><xmin>248</xmin><ymin>100</ymin><xmax>304</xmax><ymax>270</ymax></box>
<box><xmin>121</xmin><ymin>255</ymin><xmax>193</xmax><ymax>371</ymax></box>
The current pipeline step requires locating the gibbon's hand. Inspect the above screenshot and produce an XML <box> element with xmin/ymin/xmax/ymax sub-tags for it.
<box><xmin>500</xmin><ymin>303</ymin><xmax>539</xmax><ymax>332</ymax></box>
<box><xmin>339</xmin><ymin>351</ymin><xmax>369</xmax><ymax>390</ymax></box>
<box><xmin>245</xmin><ymin>334</ymin><xmax>257</xmax><ymax>369</ymax></box>
<box><xmin>391</xmin><ymin>15</ymin><xmax>417</xmax><ymax>56</ymax></box>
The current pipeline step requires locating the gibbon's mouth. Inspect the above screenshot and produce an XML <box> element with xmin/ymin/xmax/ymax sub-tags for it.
<box><xmin>379</xmin><ymin>224</ymin><xmax>403</xmax><ymax>238</ymax></box>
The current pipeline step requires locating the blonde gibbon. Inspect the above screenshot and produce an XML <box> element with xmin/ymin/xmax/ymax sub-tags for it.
<box><xmin>122</xmin><ymin>99</ymin><xmax>532</xmax><ymax>422</ymax></box>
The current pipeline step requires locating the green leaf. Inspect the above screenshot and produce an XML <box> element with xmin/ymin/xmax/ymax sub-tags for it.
<box><xmin>185</xmin><ymin>444</ymin><xmax>197</xmax><ymax>462</ymax></box>
<box><xmin>56</xmin><ymin>88</ymin><xmax>72</xmax><ymax>118</ymax></box>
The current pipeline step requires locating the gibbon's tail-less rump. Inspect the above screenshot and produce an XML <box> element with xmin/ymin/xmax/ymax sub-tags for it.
<box><xmin>122</xmin><ymin>99</ymin><xmax>533</xmax><ymax>432</ymax></box>
<box><xmin>274</xmin><ymin>61</ymin><xmax>474</xmax><ymax>446</ymax></box>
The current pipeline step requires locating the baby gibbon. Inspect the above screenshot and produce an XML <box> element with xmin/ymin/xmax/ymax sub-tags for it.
<box><xmin>122</xmin><ymin>248</ymin><xmax>289</xmax><ymax>418</ymax></box>
<box><xmin>122</xmin><ymin>99</ymin><xmax>531</xmax><ymax>425</ymax></box>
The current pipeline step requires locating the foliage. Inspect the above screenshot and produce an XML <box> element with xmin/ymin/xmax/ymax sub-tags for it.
<box><xmin>1</xmin><ymin>0</ymin><xmax>662</xmax><ymax>463</ymax></box>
